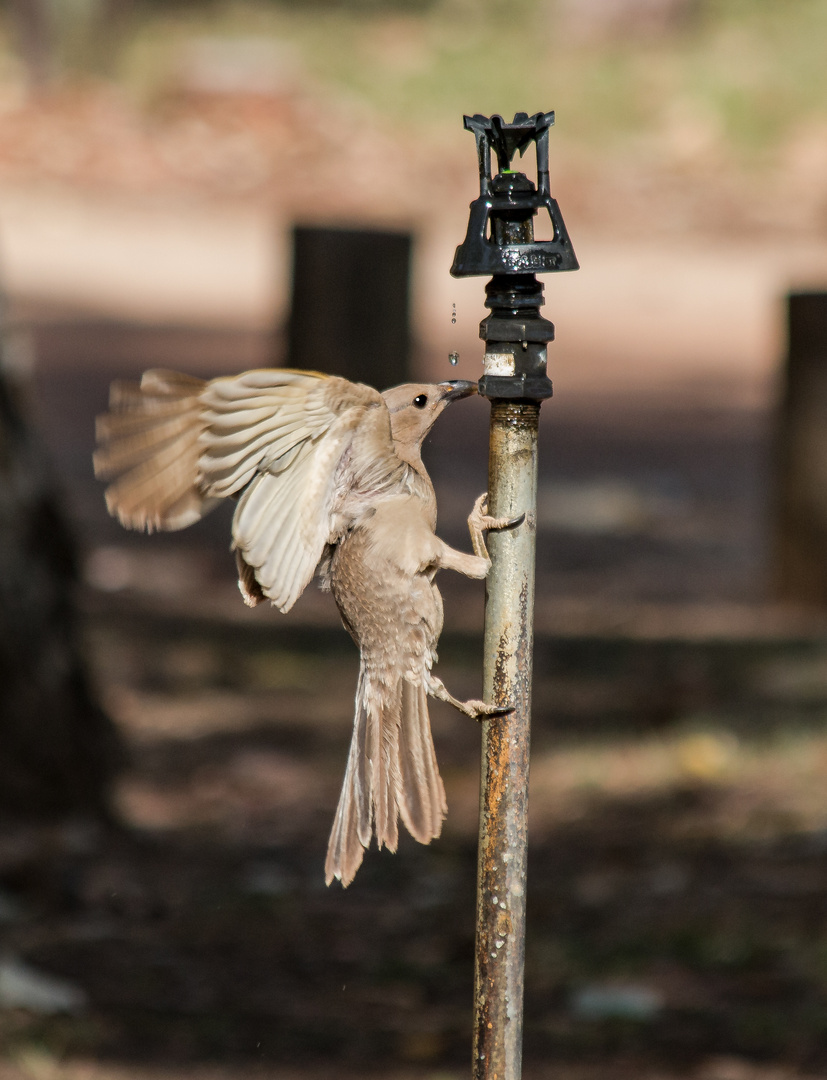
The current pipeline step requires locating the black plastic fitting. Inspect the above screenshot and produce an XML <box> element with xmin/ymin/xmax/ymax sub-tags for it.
<box><xmin>450</xmin><ymin>111</ymin><xmax>578</xmax><ymax>401</ymax></box>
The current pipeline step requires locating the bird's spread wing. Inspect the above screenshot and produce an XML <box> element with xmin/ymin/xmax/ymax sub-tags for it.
<box><xmin>201</xmin><ymin>369</ymin><xmax>392</xmax><ymax>612</ymax></box>
<box><xmin>95</xmin><ymin>367</ymin><xmax>398</xmax><ymax>613</ymax></box>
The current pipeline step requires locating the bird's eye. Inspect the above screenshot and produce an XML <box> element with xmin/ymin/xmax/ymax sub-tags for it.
<box><xmin>413</xmin><ymin>394</ymin><xmax>428</xmax><ymax>409</ymax></box>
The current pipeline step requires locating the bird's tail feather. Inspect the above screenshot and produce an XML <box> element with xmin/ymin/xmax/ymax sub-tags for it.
<box><xmin>398</xmin><ymin>679</ymin><xmax>447</xmax><ymax>843</ymax></box>
<box><xmin>325</xmin><ymin>668</ymin><xmax>446</xmax><ymax>888</ymax></box>
<box><xmin>368</xmin><ymin>673</ymin><xmax>403</xmax><ymax>858</ymax></box>
<box><xmin>325</xmin><ymin>669</ymin><xmax>372</xmax><ymax>887</ymax></box>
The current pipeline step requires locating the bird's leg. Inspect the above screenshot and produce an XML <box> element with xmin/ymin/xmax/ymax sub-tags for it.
<box><xmin>427</xmin><ymin>675</ymin><xmax>512</xmax><ymax>721</ymax></box>
<box><xmin>468</xmin><ymin>492</ymin><xmax>525</xmax><ymax>566</ymax></box>
<box><xmin>430</xmin><ymin>494</ymin><xmax>525</xmax><ymax>721</ymax></box>
<box><xmin>429</xmin><ymin>494</ymin><xmax>523</xmax><ymax>719</ymax></box>
<box><xmin>434</xmin><ymin>493</ymin><xmax>525</xmax><ymax>580</ymax></box>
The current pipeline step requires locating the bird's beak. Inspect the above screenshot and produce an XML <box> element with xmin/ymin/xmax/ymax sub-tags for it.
<box><xmin>438</xmin><ymin>380</ymin><xmax>478</xmax><ymax>403</ymax></box>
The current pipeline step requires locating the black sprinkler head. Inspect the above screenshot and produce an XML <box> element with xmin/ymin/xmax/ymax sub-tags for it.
<box><xmin>450</xmin><ymin>111</ymin><xmax>579</xmax><ymax>401</ymax></box>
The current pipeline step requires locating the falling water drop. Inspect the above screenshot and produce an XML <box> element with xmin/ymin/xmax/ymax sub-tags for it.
<box><xmin>449</xmin><ymin>352</ymin><xmax>459</xmax><ymax>366</ymax></box>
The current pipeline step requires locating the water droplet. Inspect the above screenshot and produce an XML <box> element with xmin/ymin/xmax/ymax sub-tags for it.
<box><xmin>449</xmin><ymin>351</ymin><xmax>459</xmax><ymax>366</ymax></box>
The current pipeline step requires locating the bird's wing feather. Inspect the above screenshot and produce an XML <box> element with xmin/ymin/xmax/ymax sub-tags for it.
<box><xmin>199</xmin><ymin>370</ymin><xmax>393</xmax><ymax>613</ymax></box>
<box><xmin>96</xmin><ymin>367</ymin><xmax>398</xmax><ymax>609</ymax></box>
<box><xmin>94</xmin><ymin>369</ymin><xmax>213</xmax><ymax>531</ymax></box>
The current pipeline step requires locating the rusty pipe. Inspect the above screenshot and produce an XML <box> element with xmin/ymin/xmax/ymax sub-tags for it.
<box><xmin>473</xmin><ymin>399</ymin><xmax>540</xmax><ymax>1080</ymax></box>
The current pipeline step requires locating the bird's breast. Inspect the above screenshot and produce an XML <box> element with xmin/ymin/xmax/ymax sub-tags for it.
<box><xmin>328</xmin><ymin>498</ymin><xmax>444</xmax><ymax>671</ymax></box>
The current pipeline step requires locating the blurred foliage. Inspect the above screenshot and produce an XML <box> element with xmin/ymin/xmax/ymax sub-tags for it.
<box><xmin>112</xmin><ymin>0</ymin><xmax>827</xmax><ymax>161</ymax></box>
<box><xmin>1</xmin><ymin>0</ymin><xmax>826</xmax><ymax>164</ymax></box>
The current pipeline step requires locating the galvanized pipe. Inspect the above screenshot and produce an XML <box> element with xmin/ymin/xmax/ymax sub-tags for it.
<box><xmin>473</xmin><ymin>399</ymin><xmax>540</xmax><ymax>1080</ymax></box>
<box><xmin>450</xmin><ymin>111</ymin><xmax>575</xmax><ymax>1080</ymax></box>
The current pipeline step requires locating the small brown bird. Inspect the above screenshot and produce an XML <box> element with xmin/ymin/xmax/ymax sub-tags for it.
<box><xmin>94</xmin><ymin>368</ymin><xmax>514</xmax><ymax>885</ymax></box>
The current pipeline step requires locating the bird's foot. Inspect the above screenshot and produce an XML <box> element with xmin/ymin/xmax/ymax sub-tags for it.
<box><xmin>467</xmin><ymin>493</ymin><xmax>526</xmax><ymax>566</ymax></box>
<box><xmin>470</xmin><ymin>493</ymin><xmax>525</xmax><ymax>535</ymax></box>
<box><xmin>460</xmin><ymin>698</ymin><xmax>514</xmax><ymax>722</ymax></box>
<box><xmin>428</xmin><ymin>677</ymin><xmax>513</xmax><ymax>721</ymax></box>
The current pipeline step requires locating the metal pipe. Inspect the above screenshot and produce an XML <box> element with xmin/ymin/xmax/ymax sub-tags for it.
<box><xmin>473</xmin><ymin>400</ymin><xmax>539</xmax><ymax>1080</ymax></box>
<box><xmin>450</xmin><ymin>111</ymin><xmax>577</xmax><ymax>1080</ymax></box>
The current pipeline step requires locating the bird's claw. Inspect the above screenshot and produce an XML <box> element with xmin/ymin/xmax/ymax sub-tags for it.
<box><xmin>472</xmin><ymin>493</ymin><xmax>526</xmax><ymax>534</ymax></box>
<box><xmin>502</xmin><ymin>511</ymin><xmax>526</xmax><ymax>530</ymax></box>
<box><xmin>461</xmin><ymin>699</ymin><xmax>515</xmax><ymax>722</ymax></box>
<box><xmin>482</xmin><ymin>704</ymin><xmax>515</xmax><ymax>720</ymax></box>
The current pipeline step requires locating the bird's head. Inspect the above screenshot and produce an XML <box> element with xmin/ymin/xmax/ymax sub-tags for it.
<box><xmin>382</xmin><ymin>380</ymin><xmax>477</xmax><ymax>461</ymax></box>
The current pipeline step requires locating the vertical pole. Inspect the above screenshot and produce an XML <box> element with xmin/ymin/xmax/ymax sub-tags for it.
<box><xmin>473</xmin><ymin>400</ymin><xmax>539</xmax><ymax>1080</ymax></box>
<box><xmin>449</xmin><ymin>110</ymin><xmax>577</xmax><ymax>1080</ymax></box>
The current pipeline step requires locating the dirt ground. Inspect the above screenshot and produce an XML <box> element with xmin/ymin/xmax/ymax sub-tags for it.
<box><xmin>0</xmin><ymin>306</ymin><xmax>825</xmax><ymax>1080</ymax></box>
<box><xmin>3</xmin><ymin>81</ymin><xmax>827</xmax><ymax>1080</ymax></box>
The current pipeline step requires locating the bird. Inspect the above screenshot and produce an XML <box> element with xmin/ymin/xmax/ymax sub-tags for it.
<box><xmin>94</xmin><ymin>367</ymin><xmax>517</xmax><ymax>886</ymax></box>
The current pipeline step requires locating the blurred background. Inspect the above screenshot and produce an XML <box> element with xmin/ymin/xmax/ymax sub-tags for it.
<box><xmin>2</xmin><ymin>1</ymin><xmax>827</xmax><ymax>1078</ymax></box>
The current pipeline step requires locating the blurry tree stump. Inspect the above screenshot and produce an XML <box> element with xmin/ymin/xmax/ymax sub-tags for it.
<box><xmin>0</xmin><ymin>351</ymin><xmax>122</xmax><ymax>819</ymax></box>
<box><xmin>287</xmin><ymin>226</ymin><xmax>412</xmax><ymax>389</ymax></box>
<box><xmin>774</xmin><ymin>292</ymin><xmax>827</xmax><ymax>605</ymax></box>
